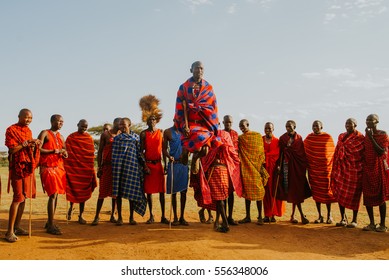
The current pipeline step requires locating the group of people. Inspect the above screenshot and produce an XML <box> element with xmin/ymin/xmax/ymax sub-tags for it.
<box><xmin>3</xmin><ymin>61</ymin><xmax>389</xmax><ymax>243</ymax></box>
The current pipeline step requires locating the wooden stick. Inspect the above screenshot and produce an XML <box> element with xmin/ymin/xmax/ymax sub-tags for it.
<box><xmin>29</xmin><ymin>170</ymin><xmax>34</xmax><ymax>238</ymax></box>
<box><xmin>169</xmin><ymin>161</ymin><xmax>174</xmax><ymax>229</ymax></box>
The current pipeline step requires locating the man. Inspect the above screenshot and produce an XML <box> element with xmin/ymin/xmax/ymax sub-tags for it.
<box><xmin>222</xmin><ymin>115</ymin><xmax>241</xmax><ymax>225</ymax></box>
<box><xmin>331</xmin><ymin>118</ymin><xmax>364</xmax><ymax>228</ymax></box>
<box><xmin>65</xmin><ymin>119</ymin><xmax>97</xmax><ymax>224</ymax></box>
<box><xmin>361</xmin><ymin>114</ymin><xmax>389</xmax><ymax>232</ymax></box>
<box><xmin>112</xmin><ymin>117</ymin><xmax>147</xmax><ymax>225</ymax></box>
<box><xmin>195</xmin><ymin>129</ymin><xmax>241</xmax><ymax>232</ymax></box>
<box><xmin>91</xmin><ymin>118</ymin><xmax>121</xmax><ymax>226</ymax></box>
<box><xmin>163</xmin><ymin>122</ymin><xmax>189</xmax><ymax>226</ymax></box>
<box><xmin>38</xmin><ymin>114</ymin><xmax>68</xmax><ymax>235</ymax></box>
<box><xmin>304</xmin><ymin>120</ymin><xmax>336</xmax><ymax>224</ymax></box>
<box><xmin>174</xmin><ymin>61</ymin><xmax>222</xmax><ymax>174</ymax></box>
<box><xmin>262</xmin><ymin>122</ymin><xmax>285</xmax><ymax>223</ymax></box>
<box><xmin>4</xmin><ymin>108</ymin><xmax>41</xmax><ymax>242</ymax></box>
<box><xmin>238</xmin><ymin>119</ymin><xmax>269</xmax><ymax>225</ymax></box>
<box><xmin>276</xmin><ymin>120</ymin><xmax>311</xmax><ymax>224</ymax></box>
<box><xmin>139</xmin><ymin>94</ymin><xmax>168</xmax><ymax>224</ymax></box>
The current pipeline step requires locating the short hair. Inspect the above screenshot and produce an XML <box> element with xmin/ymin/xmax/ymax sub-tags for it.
<box><xmin>347</xmin><ymin>118</ymin><xmax>357</xmax><ymax>126</ymax></box>
<box><xmin>191</xmin><ymin>61</ymin><xmax>203</xmax><ymax>70</ymax></box>
<box><xmin>313</xmin><ymin>120</ymin><xmax>323</xmax><ymax>128</ymax></box>
<box><xmin>286</xmin><ymin>120</ymin><xmax>296</xmax><ymax>128</ymax></box>
<box><xmin>50</xmin><ymin>114</ymin><xmax>62</xmax><ymax>123</ymax></box>
<box><xmin>18</xmin><ymin>108</ymin><xmax>31</xmax><ymax>117</ymax></box>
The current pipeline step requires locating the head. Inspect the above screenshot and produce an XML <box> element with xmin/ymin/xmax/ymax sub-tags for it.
<box><xmin>366</xmin><ymin>114</ymin><xmax>379</xmax><ymax>129</ymax></box>
<box><xmin>119</xmin><ymin>117</ymin><xmax>131</xmax><ymax>134</ymax></box>
<box><xmin>113</xmin><ymin>117</ymin><xmax>121</xmax><ymax>130</ymax></box>
<box><xmin>285</xmin><ymin>120</ymin><xmax>296</xmax><ymax>134</ymax></box>
<box><xmin>345</xmin><ymin>118</ymin><xmax>357</xmax><ymax>134</ymax></box>
<box><xmin>223</xmin><ymin>115</ymin><xmax>233</xmax><ymax>131</ymax></box>
<box><xmin>103</xmin><ymin>123</ymin><xmax>112</xmax><ymax>132</ymax></box>
<box><xmin>264</xmin><ymin>122</ymin><xmax>274</xmax><ymax>138</ymax></box>
<box><xmin>190</xmin><ymin>61</ymin><xmax>204</xmax><ymax>82</ymax></box>
<box><xmin>18</xmin><ymin>108</ymin><xmax>33</xmax><ymax>126</ymax></box>
<box><xmin>239</xmin><ymin>119</ymin><xmax>250</xmax><ymax>133</ymax></box>
<box><xmin>312</xmin><ymin>120</ymin><xmax>323</xmax><ymax>135</ymax></box>
<box><xmin>50</xmin><ymin>114</ymin><xmax>64</xmax><ymax>131</ymax></box>
<box><xmin>77</xmin><ymin>119</ymin><xmax>88</xmax><ymax>134</ymax></box>
<box><xmin>147</xmin><ymin>115</ymin><xmax>157</xmax><ymax>129</ymax></box>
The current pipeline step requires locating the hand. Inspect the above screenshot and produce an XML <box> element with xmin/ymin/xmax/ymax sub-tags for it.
<box><xmin>144</xmin><ymin>166</ymin><xmax>151</xmax><ymax>175</ymax></box>
<box><xmin>183</xmin><ymin>126</ymin><xmax>190</xmax><ymax>137</ymax></box>
<box><xmin>365</xmin><ymin>127</ymin><xmax>373</xmax><ymax>138</ymax></box>
<box><xmin>97</xmin><ymin>168</ymin><xmax>102</xmax><ymax>178</ymax></box>
<box><xmin>61</xmin><ymin>149</ymin><xmax>68</xmax><ymax>158</ymax></box>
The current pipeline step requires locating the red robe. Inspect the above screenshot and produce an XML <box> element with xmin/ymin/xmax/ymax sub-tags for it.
<box><xmin>362</xmin><ymin>132</ymin><xmax>389</xmax><ymax>206</ymax></box>
<box><xmin>263</xmin><ymin>136</ymin><xmax>285</xmax><ymax>217</ymax></box>
<box><xmin>39</xmin><ymin>130</ymin><xmax>67</xmax><ymax>196</ymax></box>
<box><xmin>64</xmin><ymin>132</ymin><xmax>97</xmax><ymax>203</ymax></box>
<box><xmin>276</xmin><ymin>132</ymin><xmax>311</xmax><ymax>204</ymax></box>
<box><xmin>99</xmin><ymin>135</ymin><xmax>114</xmax><ymax>199</ymax></box>
<box><xmin>143</xmin><ymin>130</ymin><xmax>165</xmax><ymax>194</ymax></box>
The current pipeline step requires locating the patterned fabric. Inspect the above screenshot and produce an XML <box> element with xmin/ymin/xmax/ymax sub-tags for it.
<box><xmin>99</xmin><ymin>135</ymin><xmax>114</xmax><ymax>199</ymax></box>
<box><xmin>166</xmin><ymin>127</ymin><xmax>188</xmax><ymax>194</ymax></box>
<box><xmin>331</xmin><ymin>131</ymin><xmax>364</xmax><ymax>210</ymax></box>
<box><xmin>5</xmin><ymin>123</ymin><xmax>40</xmax><ymax>200</ymax></box>
<box><xmin>64</xmin><ymin>132</ymin><xmax>97</xmax><ymax>203</ymax></box>
<box><xmin>276</xmin><ymin>132</ymin><xmax>311</xmax><ymax>204</ymax></box>
<box><xmin>263</xmin><ymin>136</ymin><xmax>285</xmax><ymax>217</ymax></box>
<box><xmin>5</xmin><ymin>123</ymin><xmax>40</xmax><ymax>178</ymax></box>
<box><xmin>174</xmin><ymin>77</ymin><xmax>222</xmax><ymax>152</ymax></box>
<box><xmin>207</xmin><ymin>165</ymin><xmax>229</xmax><ymax>201</ymax></box>
<box><xmin>226</xmin><ymin>129</ymin><xmax>239</xmax><ymax>151</ymax></box>
<box><xmin>191</xmin><ymin>130</ymin><xmax>241</xmax><ymax>207</ymax></box>
<box><xmin>239</xmin><ymin>131</ymin><xmax>268</xmax><ymax>201</ymax></box>
<box><xmin>362</xmin><ymin>132</ymin><xmax>389</xmax><ymax>206</ymax></box>
<box><xmin>143</xmin><ymin>130</ymin><xmax>165</xmax><ymax>194</ymax></box>
<box><xmin>304</xmin><ymin>132</ymin><xmax>336</xmax><ymax>204</ymax></box>
<box><xmin>112</xmin><ymin>132</ymin><xmax>146</xmax><ymax>216</ymax></box>
<box><xmin>39</xmin><ymin>130</ymin><xmax>67</xmax><ymax>197</ymax></box>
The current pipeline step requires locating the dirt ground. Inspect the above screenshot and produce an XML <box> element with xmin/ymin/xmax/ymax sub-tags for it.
<box><xmin>0</xmin><ymin>168</ymin><xmax>388</xmax><ymax>260</ymax></box>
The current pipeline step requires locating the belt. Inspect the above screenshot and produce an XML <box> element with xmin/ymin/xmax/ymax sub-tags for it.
<box><xmin>190</xmin><ymin>119</ymin><xmax>205</xmax><ymax>124</ymax></box>
<box><xmin>146</xmin><ymin>160</ymin><xmax>161</xmax><ymax>164</ymax></box>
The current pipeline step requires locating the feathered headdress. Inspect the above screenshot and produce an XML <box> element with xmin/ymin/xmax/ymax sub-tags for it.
<box><xmin>139</xmin><ymin>94</ymin><xmax>163</xmax><ymax>123</ymax></box>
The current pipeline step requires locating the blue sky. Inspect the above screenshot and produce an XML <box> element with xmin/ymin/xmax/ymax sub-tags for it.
<box><xmin>1</xmin><ymin>0</ymin><xmax>388</xmax><ymax>151</ymax></box>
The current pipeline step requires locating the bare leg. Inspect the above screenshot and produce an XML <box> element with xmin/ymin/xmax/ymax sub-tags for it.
<box><xmin>6</xmin><ymin>201</ymin><xmax>21</xmax><ymax>238</ymax></box>
<box><xmin>159</xmin><ymin>192</ymin><xmax>166</xmax><ymax>220</ymax></box>
<box><xmin>239</xmin><ymin>200</ymin><xmax>251</xmax><ymax>223</ymax></box>
<box><xmin>206</xmin><ymin>209</ymin><xmax>214</xmax><ymax>223</ymax></box>
<box><xmin>129</xmin><ymin>201</ymin><xmax>137</xmax><ymax>225</ymax></box>
<box><xmin>315</xmin><ymin>202</ymin><xmax>323</xmax><ymax>223</ymax></box>
<box><xmin>146</xmin><ymin>194</ymin><xmax>154</xmax><ymax>223</ymax></box>
<box><xmin>256</xmin><ymin>200</ymin><xmax>264</xmax><ymax>225</ymax></box>
<box><xmin>93</xmin><ymin>198</ymin><xmax>104</xmax><ymax>224</ymax></box>
<box><xmin>172</xmin><ymin>193</ymin><xmax>178</xmax><ymax>222</ymax></box>
<box><xmin>116</xmin><ymin>196</ymin><xmax>123</xmax><ymax>225</ymax></box>
<box><xmin>326</xmin><ymin>203</ymin><xmax>333</xmax><ymax>224</ymax></box>
<box><xmin>179</xmin><ymin>190</ymin><xmax>187</xmax><ymax>221</ymax></box>
<box><xmin>110</xmin><ymin>198</ymin><xmax>117</xmax><ymax>222</ymax></box>
<box><xmin>379</xmin><ymin>202</ymin><xmax>386</xmax><ymax>227</ymax></box>
<box><xmin>297</xmin><ymin>203</ymin><xmax>309</xmax><ymax>224</ymax></box>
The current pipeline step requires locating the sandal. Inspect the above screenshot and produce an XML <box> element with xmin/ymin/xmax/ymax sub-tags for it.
<box><xmin>375</xmin><ymin>225</ymin><xmax>387</xmax><ymax>233</ymax></box>
<box><xmin>198</xmin><ymin>210</ymin><xmax>206</xmax><ymax>223</ymax></box>
<box><xmin>336</xmin><ymin>220</ymin><xmax>347</xmax><ymax>227</ymax></box>
<box><xmin>116</xmin><ymin>218</ymin><xmax>123</xmax><ymax>226</ymax></box>
<box><xmin>5</xmin><ymin>232</ymin><xmax>19</xmax><ymax>243</ymax></box>
<box><xmin>129</xmin><ymin>219</ymin><xmax>137</xmax><ymax>225</ymax></box>
<box><xmin>271</xmin><ymin>217</ymin><xmax>276</xmax><ymax>223</ymax></box>
<box><xmin>161</xmin><ymin>217</ymin><xmax>170</xmax><ymax>224</ymax></box>
<box><xmin>14</xmin><ymin>227</ymin><xmax>29</xmax><ymax>236</ymax></box>
<box><xmin>78</xmin><ymin>216</ymin><xmax>87</xmax><ymax>225</ymax></box>
<box><xmin>326</xmin><ymin>217</ymin><xmax>333</xmax><ymax>224</ymax></box>
<box><xmin>227</xmin><ymin>218</ymin><xmax>239</xmax><ymax>226</ymax></box>
<box><xmin>67</xmin><ymin>208</ymin><xmax>73</xmax><ymax>221</ymax></box>
<box><xmin>91</xmin><ymin>218</ymin><xmax>99</xmax><ymax>226</ymax></box>
<box><xmin>302</xmin><ymin>216</ymin><xmax>310</xmax><ymax>225</ymax></box>
<box><xmin>205</xmin><ymin>216</ymin><xmax>214</xmax><ymax>224</ymax></box>
<box><xmin>109</xmin><ymin>217</ymin><xmax>117</xmax><ymax>223</ymax></box>
<box><xmin>290</xmin><ymin>217</ymin><xmax>298</xmax><ymax>224</ymax></box>
<box><xmin>263</xmin><ymin>217</ymin><xmax>270</xmax><ymax>223</ymax></box>
<box><xmin>346</xmin><ymin>222</ymin><xmax>357</xmax><ymax>228</ymax></box>
<box><xmin>179</xmin><ymin>218</ymin><xmax>189</xmax><ymax>226</ymax></box>
<box><xmin>256</xmin><ymin>217</ymin><xmax>264</xmax><ymax>226</ymax></box>
<box><xmin>172</xmin><ymin>220</ymin><xmax>180</xmax><ymax>226</ymax></box>
<box><xmin>146</xmin><ymin>216</ymin><xmax>155</xmax><ymax>224</ymax></box>
<box><xmin>215</xmin><ymin>225</ymin><xmax>230</xmax><ymax>233</ymax></box>
<box><xmin>238</xmin><ymin>217</ymin><xmax>251</xmax><ymax>224</ymax></box>
<box><xmin>46</xmin><ymin>225</ymin><xmax>62</xmax><ymax>235</ymax></box>
<box><xmin>314</xmin><ymin>216</ymin><xmax>324</xmax><ymax>224</ymax></box>
<box><xmin>362</xmin><ymin>224</ymin><xmax>376</xmax><ymax>231</ymax></box>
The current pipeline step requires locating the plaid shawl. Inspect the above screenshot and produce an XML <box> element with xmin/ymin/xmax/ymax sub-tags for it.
<box><xmin>304</xmin><ymin>132</ymin><xmax>336</xmax><ymax>203</ymax></box>
<box><xmin>65</xmin><ymin>132</ymin><xmax>97</xmax><ymax>203</ymax></box>
<box><xmin>362</xmin><ymin>132</ymin><xmax>389</xmax><ymax>206</ymax></box>
<box><xmin>5</xmin><ymin>123</ymin><xmax>40</xmax><ymax>178</ymax></box>
<box><xmin>174</xmin><ymin>77</ymin><xmax>222</xmax><ymax>152</ymax></box>
<box><xmin>239</xmin><ymin>131</ymin><xmax>268</xmax><ymax>201</ymax></box>
<box><xmin>331</xmin><ymin>131</ymin><xmax>364</xmax><ymax>210</ymax></box>
<box><xmin>112</xmin><ymin>132</ymin><xmax>146</xmax><ymax>216</ymax></box>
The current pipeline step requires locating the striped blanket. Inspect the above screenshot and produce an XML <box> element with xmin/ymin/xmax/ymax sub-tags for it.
<box><xmin>64</xmin><ymin>132</ymin><xmax>97</xmax><ymax>203</ymax></box>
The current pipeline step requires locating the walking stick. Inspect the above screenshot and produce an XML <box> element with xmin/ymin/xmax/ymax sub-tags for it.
<box><xmin>169</xmin><ymin>160</ymin><xmax>174</xmax><ymax>229</ymax></box>
<box><xmin>29</xmin><ymin>170</ymin><xmax>34</xmax><ymax>238</ymax></box>
<box><xmin>270</xmin><ymin>152</ymin><xmax>283</xmax><ymax>224</ymax></box>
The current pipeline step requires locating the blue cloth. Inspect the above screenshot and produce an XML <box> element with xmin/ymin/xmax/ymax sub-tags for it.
<box><xmin>112</xmin><ymin>132</ymin><xmax>146</xmax><ymax>216</ymax></box>
<box><xmin>166</xmin><ymin>127</ymin><xmax>189</xmax><ymax>194</ymax></box>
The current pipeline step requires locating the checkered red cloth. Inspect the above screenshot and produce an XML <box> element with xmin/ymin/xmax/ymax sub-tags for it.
<box><xmin>331</xmin><ymin>131</ymin><xmax>364</xmax><ymax>210</ymax></box>
<box><xmin>362</xmin><ymin>132</ymin><xmax>389</xmax><ymax>206</ymax></box>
